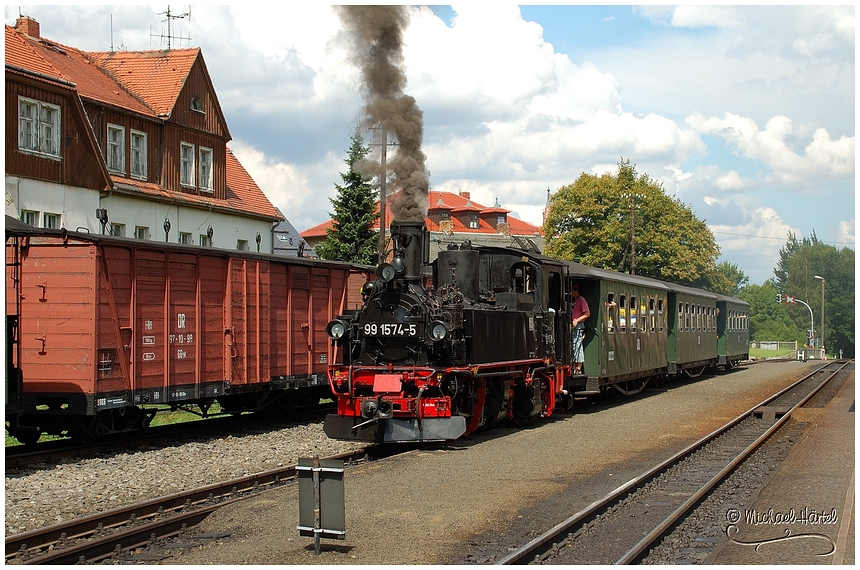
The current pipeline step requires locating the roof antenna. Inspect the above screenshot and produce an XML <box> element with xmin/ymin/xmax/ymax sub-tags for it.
<box><xmin>150</xmin><ymin>5</ymin><xmax>193</xmax><ymax>49</ymax></box>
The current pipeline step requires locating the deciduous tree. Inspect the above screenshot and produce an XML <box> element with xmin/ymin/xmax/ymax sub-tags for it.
<box><xmin>773</xmin><ymin>232</ymin><xmax>854</xmax><ymax>356</ymax></box>
<box><xmin>543</xmin><ymin>159</ymin><xmax>723</xmax><ymax>290</ymax></box>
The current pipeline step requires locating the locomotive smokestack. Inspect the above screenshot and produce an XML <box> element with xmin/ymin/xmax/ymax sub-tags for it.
<box><xmin>390</xmin><ymin>221</ymin><xmax>428</xmax><ymax>283</ymax></box>
<box><xmin>336</xmin><ymin>5</ymin><xmax>430</xmax><ymax>224</ymax></box>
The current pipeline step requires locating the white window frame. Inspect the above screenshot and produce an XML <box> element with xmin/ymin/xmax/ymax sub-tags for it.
<box><xmin>20</xmin><ymin>210</ymin><xmax>39</xmax><ymax>226</ymax></box>
<box><xmin>130</xmin><ymin>130</ymin><xmax>147</xmax><ymax>179</ymax></box>
<box><xmin>199</xmin><ymin>234</ymin><xmax>210</xmax><ymax>247</ymax></box>
<box><xmin>107</xmin><ymin>124</ymin><xmax>125</xmax><ymax>173</ymax></box>
<box><xmin>18</xmin><ymin>97</ymin><xmax>61</xmax><ymax>157</ymax></box>
<box><xmin>134</xmin><ymin>226</ymin><xmax>150</xmax><ymax>240</ymax></box>
<box><xmin>469</xmin><ymin>214</ymin><xmax>478</xmax><ymax>229</ymax></box>
<box><xmin>42</xmin><ymin>212</ymin><xmax>61</xmax><ymax>229</ymax></box>
<box><xmin>180</xmin><ymin>142</ymin><xmax>195</xmax><ymax>187</ymax></box>
<box><xmin>199</xmin><ymin>146</ymin><xmax>213</xmax><ymax>192</ymax></box>
<box><xmin>179</xmin><ymin>232</ymin><xmax>193</xmax><ymax>245</ymax></box>
<box><xmin>236</xmin><ymin>239</ymin><xmax>248</xmax><ymax>251</ymax></box>
<box><xmin>111</xmin><ymin>223</ymin><xmax>126</xmax><ymax>237</ymax></box>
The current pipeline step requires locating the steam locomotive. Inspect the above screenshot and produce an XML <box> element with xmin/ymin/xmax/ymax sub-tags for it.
<box><xmin>323</xmin><ymin>221</ymin><xmax>750</xmax><ymax>443</ymax></box>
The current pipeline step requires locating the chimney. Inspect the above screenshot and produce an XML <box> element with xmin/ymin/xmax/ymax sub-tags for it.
<box><xmin>459</xmin><ymin>190</ymin><xmax>470</xmax><ymax>200</ymax></box>
<box><xmin>15</xmin><ymin>16</ymin><xmax>40</xmax><ymax>39</ymax></box>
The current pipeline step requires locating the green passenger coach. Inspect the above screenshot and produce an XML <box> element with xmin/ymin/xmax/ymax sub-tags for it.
<box><xmin>716</xmin><ymin>294</ymin><xmax>751</xmax><ymax>368</ymax></box>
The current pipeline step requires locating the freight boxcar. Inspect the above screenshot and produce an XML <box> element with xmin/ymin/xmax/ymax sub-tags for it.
<box><xmin>5</xmin><ymin>219</ymin><xmax>370</xmax><ymax>443</ymax></box>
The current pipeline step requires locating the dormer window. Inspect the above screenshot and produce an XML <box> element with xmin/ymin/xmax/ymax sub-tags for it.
<box><xmin>190</xmin><ymin>96</ymin><xmax>204</xmax><ymax>113</ymax></box>
<box><xmin>469</xmin><ymin>214</ymin><xmax>478</xmax><ymax>229</ymax></box>
<box><xmin>107</xmin><ymin>124</ymin><xmax>125</xmax><ymax>174</ymax></box>
<box><xmin>440</xmin><ymin>211</ymin><xmax>450</xmax><ymax>220</ymax></box>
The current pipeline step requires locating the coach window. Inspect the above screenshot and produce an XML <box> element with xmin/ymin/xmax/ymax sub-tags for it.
<box><xmin>697</xmin><ymin>305</ymin><xmax>702</xmax><ymax>331</ymax></box>
<box><xmin>606</xmin><ymin>293</ymin><xmax>616</xmax><ymax>333</ymax></box>
<box><xmin>630</xmin><ymin>296</ymin><xmax>638</xmax><ymax>332</ymax></box>
<box><xmin>649</xmin><ymin>298</ymin><xmax>656</xmax><ymax>332</ymax></box>
<box><xmin>685</xmin><ymin>303</ymin><xmax>691</xmax><ymax>331</ymax></box>
<box><xmin>640</xmin><ymin>299</ymin><xmax>647</xmax><ymax>333</ymax></box>
<box><xmin>658</xmin><ymin>299</ymin><xmax>665</xmax><ymax>332</ymax></box>
<box><xmin>619</xmin><ymin>295</ymin><xmax>627</xmax><ymax>333</ymax></box>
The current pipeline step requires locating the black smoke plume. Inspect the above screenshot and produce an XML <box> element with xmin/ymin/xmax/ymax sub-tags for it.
<box><xmin>337</xmin><ymin>5</ymin><xmax>429</xmax><ymax>222</ymax></box>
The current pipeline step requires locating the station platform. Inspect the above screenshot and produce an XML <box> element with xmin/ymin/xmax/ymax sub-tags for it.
<box><xmin>709</xmin><ymin>368</ymin><xmax>854</xmax><ymax>564</ymax></box>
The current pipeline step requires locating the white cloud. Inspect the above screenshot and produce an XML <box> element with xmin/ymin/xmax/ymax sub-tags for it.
<box><xmin>838</xmin><ymin>220</ymin><xmax>855</xmax><ymax>246</ymax></box>
<box><xmin>687</xmin><ymin>112</ymin><xmax>855</xmax><ymax>187</ymax></box>
<box><xmin>709</xmin><ymin>204</ymin><xmax>800</xmax><ymax>282</ymax></box>
<box><xmin>670</xmin><ymin>6</ymin><xmax>742</xmax><ymax>29</ymax></box>
<box><xmin>228</xmin><ymin>140</ymin><xmax>341</xmax><ymax>231</ymax></box>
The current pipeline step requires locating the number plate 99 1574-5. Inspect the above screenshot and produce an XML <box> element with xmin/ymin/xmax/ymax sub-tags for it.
<box><xmin>363</xmin><ymin>322</ymin><xmax>417</xmax><ymax>336</ymax></box>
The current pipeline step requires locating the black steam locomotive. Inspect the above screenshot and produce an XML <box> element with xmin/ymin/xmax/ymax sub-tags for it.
<box><xmin>323</xmin><ymin>221</ymin><xmax>749</xmax><ymax>443</ymax></box>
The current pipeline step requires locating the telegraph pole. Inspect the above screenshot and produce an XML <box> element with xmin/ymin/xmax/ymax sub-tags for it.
<box><xmin>368</xmin><ymin>124</ymin><xmax>396</xmax><ymax>261</ymax></box>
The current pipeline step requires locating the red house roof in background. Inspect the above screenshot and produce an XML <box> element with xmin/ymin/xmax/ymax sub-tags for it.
<box><xmin>302</xmin><ymin>190</ymin><xmax>543</xmax><ymax>238</ymax></box>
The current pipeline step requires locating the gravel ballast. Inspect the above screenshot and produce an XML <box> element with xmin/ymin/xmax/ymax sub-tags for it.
<box><xmin>5</xmin><ymin>361</ymin><xmax>821</xmax><ymax>564</ymax></box>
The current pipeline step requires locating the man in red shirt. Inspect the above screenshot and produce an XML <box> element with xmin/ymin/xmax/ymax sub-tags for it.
<box><xmin>571</xmin><ymin>284</ymin><xmax>590</xmax><ymax>375</ymax></box>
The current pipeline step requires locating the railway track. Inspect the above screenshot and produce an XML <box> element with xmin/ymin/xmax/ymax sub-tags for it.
<box><xmin>5</xmin><ymin>403</ymin><xmax>334</xmax><ymax>468</ymax></box>
<box><xmin>4</xmin><ymin>445</ymin><xmax>408</xmax><ymax>565</ymax></box>
<box><xmin>497</xmin><ymin>359</ymin><xmax>849</xmax><ymax>565</ymax></box>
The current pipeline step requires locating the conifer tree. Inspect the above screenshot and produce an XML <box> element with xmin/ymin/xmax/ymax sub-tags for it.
<box><xmin>316</xmin><ymin>128</ymin><xmax>379</xmax><ymax>265</ymax></box>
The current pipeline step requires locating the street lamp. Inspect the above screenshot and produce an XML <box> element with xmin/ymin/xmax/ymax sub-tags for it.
<box><xmin>814</xmin><ymin>275</ymin><xmax>825</xmax><ymax>355</ymax></box>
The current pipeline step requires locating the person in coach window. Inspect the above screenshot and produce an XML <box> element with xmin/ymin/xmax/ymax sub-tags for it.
<box><xmin>571</xmin><ymin>284</ymin><xmax>590</xmax><ymax>375</ymax></box>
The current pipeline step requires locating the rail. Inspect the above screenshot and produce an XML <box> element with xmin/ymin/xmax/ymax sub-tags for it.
<box><xmin>497</xmin><ymin>360</ymin><xmax>849</xmax><ymax>565</ymax></box>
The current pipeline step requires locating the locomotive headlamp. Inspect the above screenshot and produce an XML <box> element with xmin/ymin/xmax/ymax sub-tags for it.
<box><xmin>377</xmin><ymin>263</ymin><xmax>397</xmax><ymax>282</ymax></box>
<box><xmin>377</xmin><ymin>258</ymin><xmax>405</xmax><ymax>283</ymax></box>
<box><xmin>325</xmin><ymin>319</ymin><xmax>348</xmax><ymax>340</ymax></box>
<box><xmin>428</xmin><ymin>320</ymin><xmax>449</xmax><ymax>341</ymax></box>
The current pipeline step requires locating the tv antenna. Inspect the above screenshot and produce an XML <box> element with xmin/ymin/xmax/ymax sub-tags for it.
<box><xmin>150</xmin><ymin>5</ymin><xmax>193</xmax><ymax>49</ymax></box>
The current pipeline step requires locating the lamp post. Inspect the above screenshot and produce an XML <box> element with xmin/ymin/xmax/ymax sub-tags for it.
<box><xmin>814</xmin><ymin>275</ymin><xmax>825</xmax><ymax>355</ymax></box>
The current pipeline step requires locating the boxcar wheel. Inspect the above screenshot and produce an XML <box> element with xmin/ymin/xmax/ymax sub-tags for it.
<box><xmin>12</xmin><ymin>430</ymin><xmax>40</xmax><ymax>446</ymax></box>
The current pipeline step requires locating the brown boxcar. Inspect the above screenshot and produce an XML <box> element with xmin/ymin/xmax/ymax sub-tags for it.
<box><xmin>5</xmin><ymin>220</ymin><xmax>370</xmax><ymax>443</ymax></box>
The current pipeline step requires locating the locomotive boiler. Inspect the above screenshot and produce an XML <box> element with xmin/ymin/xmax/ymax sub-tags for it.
<box><xmin>323</xmin><ymin>221</ymin><xmax>570</xmax><ymax>443</ymax></box>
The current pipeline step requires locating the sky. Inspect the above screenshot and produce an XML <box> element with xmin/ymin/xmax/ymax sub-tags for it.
<box><xmin>5</xmin><ymin>4</ymin><xmax>855</xmax><ymax>284</ymax></box>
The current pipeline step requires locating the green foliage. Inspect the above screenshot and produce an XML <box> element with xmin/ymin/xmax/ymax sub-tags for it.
<box><xmin>316</xmin><ymin>127</ymin><xmax>380</xmax><ymax>265</ymax></box>
<box><xmin>543</xmin><ymin>159</ymin><xmax>723</xmax><ymax>290</ymax></box>
<box><xmin>738</xmin><ymin>281</ymin><xmax>805</xmax><ymax>343</ymax></box>
<box><xmin>714</xmin><ymin>261</ymin><xmax>749</xmax><ymax>296</ymax></box>
<box><xmin>773</xmin><ymin>232</ymin><xmax>854</xmax><ymax>357</ymax></box>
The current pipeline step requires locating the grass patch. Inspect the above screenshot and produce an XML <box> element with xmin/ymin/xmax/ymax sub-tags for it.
<box><xmin>749</xmin><ymin>347</ymin><xmax>795</xmax><ymax>359</ymax></box>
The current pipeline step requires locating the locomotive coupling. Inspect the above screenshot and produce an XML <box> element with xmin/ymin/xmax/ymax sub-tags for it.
<box><xmin>360</xmin><ymin>398</ymin><xmax>394</xmax><ymax>420</ymax></box>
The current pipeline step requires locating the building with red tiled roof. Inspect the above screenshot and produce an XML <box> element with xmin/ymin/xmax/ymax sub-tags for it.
<box><xmin>302</xmin><ymin>189</ymin><xmax>545</xmax><ymax>260</ymax></box>
<box><xmin>5</xmin><ymin>16</ymin><xmax>284</xmax><ymax>252</ymax></box>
